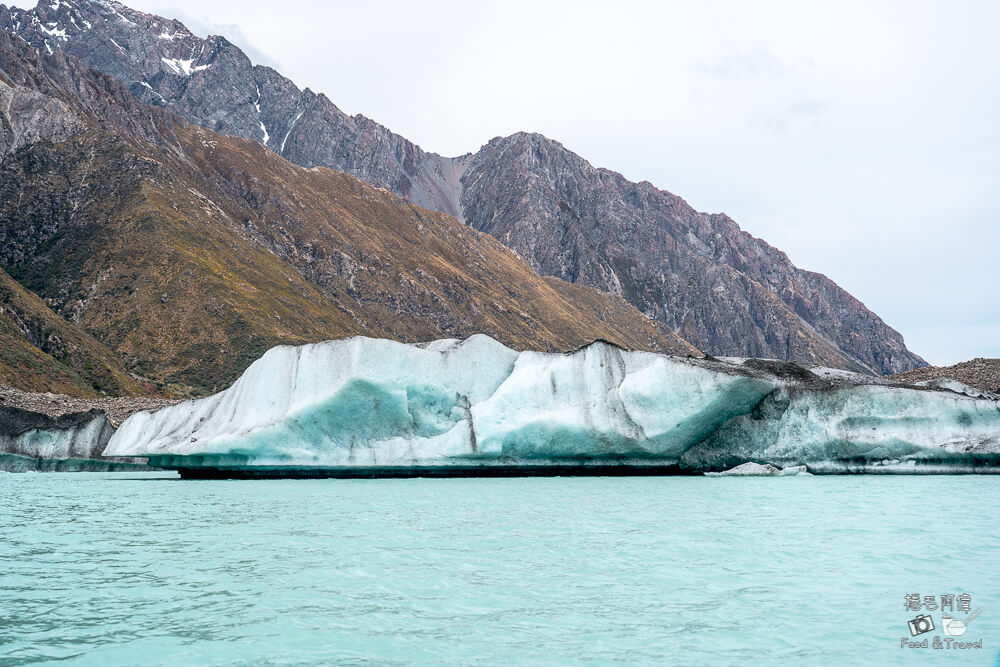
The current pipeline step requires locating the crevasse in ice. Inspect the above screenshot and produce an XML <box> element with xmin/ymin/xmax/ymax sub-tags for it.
<box><xmin>104</xmin><ymin>336</ymin><xmax>1000</xmax><ymax>473</ymax></box>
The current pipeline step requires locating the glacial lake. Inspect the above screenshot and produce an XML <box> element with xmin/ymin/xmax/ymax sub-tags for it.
<box><xmin>1</xmin><ymin>473</ymin><xmax>997</xmax><ymax>665</ymax></box>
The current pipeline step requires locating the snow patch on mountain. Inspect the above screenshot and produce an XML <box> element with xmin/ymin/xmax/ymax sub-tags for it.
<box><xmin>38</xmin><ymin>22</ymin><xmax>67</xmax><ymax>40</ymax></box>
<box><xmin>280</xmin><ymin>110</ymin><xmax>303</xmax><ymax>152</ymax></box>
<box><xmin>139</xmin><ymin>80</ymin><xmax>166</xmax><ymax>104</ymax></box>
<box><xmin>161</xmin><ymin>56</ymin><xmax>209</xmax><ymax>76</ymax></box>
<box><xmin>254</xmin><ymin>84</ymin><xmax>269</xmax><ymax>145</ymax></box>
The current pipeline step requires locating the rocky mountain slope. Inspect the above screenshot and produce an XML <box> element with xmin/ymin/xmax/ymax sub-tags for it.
<box><xmin>0</xmin><ymin>0</ymin><xmax>465</xmax><ymax>216</ymax></box>
<box><xmin>0</xmin><ymin>28</ymin><xmax>695</xmax><ymax>394</ymax></box>
<box><xmin>459</xmin><ymin>133</ymin><xmax>922</xmax><ymax>374</ymax></box>
<box><xmin>890</xmin><ymin>359</ymin><xmax>1000</xmax><ymax>395</ymax></box>
<box><xmin>0</xmin><ymin>0</ymin><xmax>927</xmax><ymax>374</ymax></box>
<box><xmin>0</xmin><ymin>267</ymin><xmax>146</xmax><ymax>396</ymax></box>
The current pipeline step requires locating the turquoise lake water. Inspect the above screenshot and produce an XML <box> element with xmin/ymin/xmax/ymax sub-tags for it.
<box><xmin>1</xmin><ymin>473</ymin><xmax>998</xmax><ymax>666</ymax></box>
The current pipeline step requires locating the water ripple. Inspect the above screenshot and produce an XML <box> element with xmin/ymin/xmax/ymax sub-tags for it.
<box><xmin>1</xmin><ymin>474</ymin><xmax>998</xmax><ymax>665</ymax></box>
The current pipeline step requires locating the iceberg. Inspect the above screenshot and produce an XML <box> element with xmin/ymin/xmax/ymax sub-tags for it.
<box><xmin>704</xmin><ymin>462</ymin><xmax>782</xmax><ymax>477</ymax></box>
<box><xmin>681</xmin><ymin>383</ymin><xmax>1000</xmax><ymax>474</ymax></box>
<box><xmin>104</xmin><ymin>336</ymin><xmax>1000</xmax><ymax>477</ymax></box>
<box><xmin>704</xmin><ymin>463</ymin><xmax>810</xmax><ymax>477</ymax></box>
<box><xmin>1</xmin><ymin>407</ymin><xmax>149</xmax><ymax>472</ymax></box>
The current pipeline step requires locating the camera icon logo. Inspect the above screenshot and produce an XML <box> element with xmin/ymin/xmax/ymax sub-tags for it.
<box><xmin>907</xmin><ymin>614</ymin><xmax>935</xmax><ymax>637</ymax></box>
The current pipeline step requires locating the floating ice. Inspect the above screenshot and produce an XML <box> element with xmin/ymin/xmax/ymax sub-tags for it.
<box><xmin>681</xmin><ymin>383</ymin><xmax>1000</xmax><ymax>473</ymax></box>
<box><xmin>3</xmin><ymin>411</ymin><xmax>112</xmax><ymax>461</ymax></box>
<box><xmin>705</xmin><ymin>462</ymin><xmax>781</xmax><ymax>477</ymax></box>
<box><xmin>105</xmin><ymin>336</ymin><xmax>1000</xmax><ymax>476</ymax></box>
<box><xmin>704</xmin><ymin>463</ymin><xmax>810</xmax><ymax>477</ymax></box>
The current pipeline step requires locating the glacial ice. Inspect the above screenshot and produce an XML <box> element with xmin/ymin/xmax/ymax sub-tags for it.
<box><xmin>705</xmin><ymin>462</ymin><xmax>781</xmax><ymax>477</ymax></box>
<box><xmin>705</xmin><ymin>463</ymin><xmax>810</xmax><ymax>477</ymax></box>
<box><xmin>681</xmin><ymin>384</ymin><xmax>1000</xmax><ymax>473</ymax></box>
<box><xmin>0</xmin><ymin>409</ymin><xmax>148</xmax><ymax>471</ymax></box>
<box><xmin>2</xmin><ymin>412</ymin><xmax>112</xmax><ymax>461</ymax></box>
<box><xmin>104</xmin><ymin>336</ymin><xmax>1000</xmax><ymax>475</ymax></box>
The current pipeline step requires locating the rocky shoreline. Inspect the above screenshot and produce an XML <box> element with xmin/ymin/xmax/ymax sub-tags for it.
<box><xmin>0</xmin><ymin>386</ymin><xmax>177</xmax><ymax>471</ymax></box>
<box><xmin>889</xmin><ymin>358</ymin><xmax>1000</xmax><ymax>395</ymax></box>
<box><xmin>0</xmin><ymin>385</ymin><xmax>177</xmax><ymax>428</ymax></box>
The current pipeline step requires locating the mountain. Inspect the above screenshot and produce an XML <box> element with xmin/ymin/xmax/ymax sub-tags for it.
<box><xmin>0</xmin><ymin>28</ymin><xmax>696</xmax><ymax>394</ymax></box>
<box><xmin>0</xmin><ymin>0</ymin><xmax>927</xmax><ymax>374</ymax></box>
<box><xmin>0</xmin><ymin>0</ymin><xmax>465</xmax><ymax>216</ymax></box>
<box><xmin>458</xmin><ymin>133</ymin><xmax>921</xmax><ymax>374</ymax></box>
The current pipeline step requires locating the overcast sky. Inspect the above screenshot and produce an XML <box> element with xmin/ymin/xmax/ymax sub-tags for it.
<box><xmin>15</xmin><ymin>0</ymin><xmax>997</xmax><ymax>365</ymax></box>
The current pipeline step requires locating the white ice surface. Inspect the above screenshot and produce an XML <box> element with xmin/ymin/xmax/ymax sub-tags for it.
<box><xmin>105</xmin><ymin>336</ymin><xmax>1000</xmax><ymax>472</ymax></box>
<box><xmin>2</xmin><ymin>414</ymin><xmax>113</xmax><ymax>461</ymax></box>
<box><xmin>682</xmin><ymin>384</ymin><xmax>1000</xmax><ymax>470</ymax></box>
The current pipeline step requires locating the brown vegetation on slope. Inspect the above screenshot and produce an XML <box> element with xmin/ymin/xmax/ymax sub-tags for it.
<box><xmin>0</xmin><ymin>267</ymin><xmax>145</xmax><ymax>396</ymax></box>
<box><xmin>0</xmin><ymin>32</ymin><xmax>696</xmax><ymax>395</ymax></box>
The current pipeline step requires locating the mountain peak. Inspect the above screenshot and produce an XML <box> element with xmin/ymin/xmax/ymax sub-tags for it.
<box><xmin>0</xmin><ymin>0</ymin><xmax>927</xmax><ymax>374</ymax></box>
<box><xmin>0</xmin><ymin>28</ymin><xmax>697</xmax><ymax>393</ymax></box>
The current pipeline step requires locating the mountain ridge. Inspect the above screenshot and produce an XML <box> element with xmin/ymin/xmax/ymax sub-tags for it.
<box><xmin>0</xmin><ymin>0</ymin><xmax>927</xmax><ymax>374</ymax></box>
<box><xmin>0</xmin><ymin>26</ymin><xmax>696</xmax><ymax>394</ymax></box>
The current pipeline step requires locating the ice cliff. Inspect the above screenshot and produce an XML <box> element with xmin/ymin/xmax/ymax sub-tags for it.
<box><xmin>105</xmin><ymin>336</ymin><xmax>1000</xmax><ymax>476</ymax></box>
<box><xmin>0</xmin><ymin>406</ymin><xmax>146</xmax><ymax>472</ymax></box>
